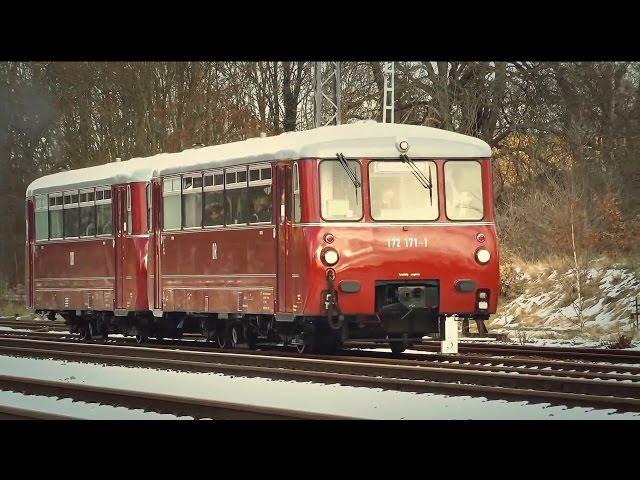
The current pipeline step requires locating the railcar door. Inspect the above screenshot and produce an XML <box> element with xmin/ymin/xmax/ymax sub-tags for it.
<box><xmin>276</xmin><ymin>164</ymin><xmax>293</xmax><ymax>313</ymax></box>
<box><xmin>113</xmin><ymin>185</ymin><xmax>127</xmax><ymax>310</ymax></box>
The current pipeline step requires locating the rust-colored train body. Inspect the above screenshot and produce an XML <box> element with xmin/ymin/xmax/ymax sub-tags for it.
<box><xmin>25</xmin><ymin>122</ymin><xmax>499</xmax><ymax>353</ymax></box>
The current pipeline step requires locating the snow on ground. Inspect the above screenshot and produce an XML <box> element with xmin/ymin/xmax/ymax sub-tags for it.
<box><xmin>489</xmin><ymin>258</ymin><xmax>640</xmax><ymax>346</ymax></box>
<box><xmin>0</xmin><ymin>354</ymin><xmax>638</xmax><ymax>419</ymax></box>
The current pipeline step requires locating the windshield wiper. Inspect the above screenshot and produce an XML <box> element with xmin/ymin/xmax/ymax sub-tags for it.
<box><xmin>400</xmin><ymin>154</ymin><xmax>433</xmax><ymax>205</ymax></box>
<box><xmin>336</xmin><ymin>153</ymin><xmax>361</xmax><ymax>188</ymax></box>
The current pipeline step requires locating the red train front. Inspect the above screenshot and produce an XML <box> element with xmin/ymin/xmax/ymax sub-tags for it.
<box><xmin>25</xmin><ymin>122</ymin><xmax>499</xmax><ymax>354</ymax></box>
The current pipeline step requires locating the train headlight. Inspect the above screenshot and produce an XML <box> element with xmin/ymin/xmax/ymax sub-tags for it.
<box><xmin>321</xmin><ymin>247</ymin><xmax>339</xmax><ymax>266</ymax></box>
<box><xmin>475</xmin><ymin>248</ymin><xmax>491</xmax><ymax>264</ymax></box>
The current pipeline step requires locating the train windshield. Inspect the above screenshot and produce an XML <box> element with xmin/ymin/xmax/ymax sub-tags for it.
<box><xmin>444</xmin><ymin>160</ymin><xmax>484</xmax><ymax>221</ymax></box>
<box><xmin>319</xmin><ymin>160</ymin><xmax>363</xmax><ymax>221</ymax></box>
<box><xmin>369</xmin><ymin>161</ymin><xmax>439</xmax><ymax>221</ymax></box>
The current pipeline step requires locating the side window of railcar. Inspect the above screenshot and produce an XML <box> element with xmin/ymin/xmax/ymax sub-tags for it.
<box><xmin>182</xmin><ymin>174</ymin><xmax>203</xmax><ymax>228</ymax></box>
<box><xmin>48</xmin><ymin>194</ymin><xmax>63</xmax><ymax>239</ymax></box>
<box><xmin>203</xmin><ymin>171</ymin><xmax>224</xmax><ymax>227</ymax></box>
<box><xmin>79</xmin><ymin>189</ymin><xmax>96</xmax><ymax>237</ymax></box>
<box><xmin>126</xmin><ymin>185</ymin><xmax>132</xmax><ymax>234</ymax></box>
<box><xmin>96</xmin><ymin>187</ymin><xmax>113</xmax><ymax>235</ymax></box>
<box><xmin>162</xmin><ymin>177</ymin><xmax>181</xmax><ymax>230</ymax></box>
<box><xmin>34</xmin><ymin>195</ymin><xmax>48</xmax><ymax>241</ymax></box>
<box><xmin>63</xmin><ymin>191</ymin><xmax>79</xmax><ymax>238</ymax></box>
<box><xmin>292</xmin><ymin>162</ymin><xmax>301</xmax><ymax>223</ymax></box>
<box><xmin>225</xmin><ymin>168</ymin><xmax>248</xmax><ymax>225</ymax></box>
<box><xmin>319</xmin><ymin>160</ymin><xmax>363</xmax><ymax>221</ymax></box>
<box><xmin>248</xmin><ymin>164</ymin><xmax>273</xmax><ymax>224</ymax></box>
<box><xmin>146</xmin><ymin>184</ymin><xmax>152</xmax><ymax>232</ymax></box>
<box><xmin>444</xmin><ymin>161</ymin><xmax>484</xmax><ymax>221</ymax></box>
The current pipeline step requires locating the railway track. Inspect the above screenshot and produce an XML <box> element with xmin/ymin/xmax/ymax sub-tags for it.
<box><xmin>0</xmin><ymin>331</ymin><xmax>640</xmax><ymax>375</ymax></box>
<box><xmin>2</xmin><ymin>320</ymin><xmax>640</xmax><ymax>368</ymax></box>
<box><xmin>2</xmin><ymin>335</ymin><xmax>640</xmax><ymax>413</ymax></box>
<box><xmin>0</xmin><ymin>319</ymin><xmax>68</xmax><ymax>331</ymax></box>
<box><xmin>348</xmin><ymin>340</ymin><xmax>640</xmax><ymax>363</ymax></box>
<box><xmin>0</xmin><ymin>404</ymin><xmax>77</xmax><ymax>420</ymax></box>
<box><xmin>0</xmin><ymin>374</ymin><xmax>353</xmax><ymax>419</ymax></box>
<box><xmin>2</xmin><ymin>328</ymin><xmax>640</xmax><ymax>375</ymax></box>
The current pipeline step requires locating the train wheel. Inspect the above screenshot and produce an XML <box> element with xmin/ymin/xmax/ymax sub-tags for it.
<box><xmin>389</xmin><ymin>341</ymin><xmax>407</xmax><ymax>354</ymax></box>
<box><xmin>217</xmin><ymin>330</ymin><xmax>230</xmax><ymax>349</ymax></box>
<box><xmin>295</xmin><ymin>326</ymin><xmax>316</xmax><ymax>354</ymax></box>
<box><xmin>78</xmin><ymin>325</ymin><xmax>91</xmax><ymax>341</ymax></box>
<box><xmin>295</xmin><ymin>340</ymin><xmax>310</xmax><ymax>354</ymax></box>
<box><xmin>245</xmin><ymin>328</ymin><xmax>257</xmax><ymax>350</ymax></box>
<box><xmin>230</xmin><ymin>324</ymin><xmax>244</xmax><ymax>348</ymax></box>
<box><xmin>295</xmin><ymin>333</ymin><xmax>326</xmax><ymax>354</ymax></box>
<box><xmin>205</xmin><ymin>329</ymin><xmax>217</xmax><ymax>345</ymax></box>
<box><xmin>135</xmin><ymin>334</ymin><xmax>148</xmax><ymax>344</ymax></box>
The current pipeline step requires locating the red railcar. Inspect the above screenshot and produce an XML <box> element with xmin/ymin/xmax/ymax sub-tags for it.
<box><xmin>25</xmin><ymin>122</ymin><xmax>499</xmax><ymax>353</ymax></box>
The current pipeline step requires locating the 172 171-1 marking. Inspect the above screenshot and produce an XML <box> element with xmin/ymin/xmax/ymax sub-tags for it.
<box><xmin>385</xmin><ymin>238</ymin><xmax>428</xmax><ymax>248</ymax></box>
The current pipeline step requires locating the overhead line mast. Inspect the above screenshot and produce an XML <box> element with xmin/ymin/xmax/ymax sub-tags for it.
<box><xmin>382</xmin><ymin>62</ymin><xmax>395</xmax><ymax>123</ymax></box>
<box><xmin>313</xmin><ymin>62</ymin><xmax>342</xmax><ymax>127</ymax></box>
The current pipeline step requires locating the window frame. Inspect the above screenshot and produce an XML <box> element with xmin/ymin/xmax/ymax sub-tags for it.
<box><xmin>79</xmin><ymin>187</ymin><xmax>97</xmax><ymax>238</ymax></box>
<box><xmin>318</xmin><ymin>159</ymin><xmax>364</xmax><ymax>222</ymax></box>
<box><xmin>62</xmin><ymin>190</ymin><xmax>80</xmax><ymax>239</ymax></box>
<box><xmin>146</xmin><ymin>183</ymin><xmax>152</xmax><ymax>233</ymax></box>
<box><xmin>159</xmin><ymin>164</ymin><xmax>276</xmax><ymax>230</ymax></box>
<box><xmin>95</xmin><ymin>186</ymin><xmax>113</xmax><ymax>237</ymax></box>
<box><xmin>162</xmin><ymin>175</ymin><xmax>182</xmax><ymax>231</ymax></box>
<box><xmin>368</xmin><ymin>159</ymin><xmax>440</xmax><ymax>222</ymax></box>
<box><xmin>203</xmin><ymin>169</ymin><xmax>226</xmax><ymax>228</ymax></box>
<box><xmin>443</xmin><ymin>159</ymin><xmax>485</xmax><ymax>222</ymax></box>
<box><xmin>292</xmin><ymin>162</ymin><xmax>301</xmax><ymax>223</ymax></box>
<box><xmin>34</xmin><ymin>194</ymin><xmax>49</xmax><ymax>242</ymax></box>
<box><xmin>48</xmin><ymin>193</ymin><xmax>64</xmax><ymax>240</ymax></box>
<box><xmin>126</xmin><ymin>185</ymin><xmax>132</xmax><ymax>234</ymax></box>
<box><xmin>181</xmin><ymin>172</ymin><xmax>204</xmax><ymax>230</ymax></box>
<box><xmin>224</xmin><ymin>166</ymin><xmax>249</xmax><ymax>226</ymax></box>
<box><xmin>248</xmin><ymin>163</ymin><xmax>273</xmax><ymax>225</ymax></box>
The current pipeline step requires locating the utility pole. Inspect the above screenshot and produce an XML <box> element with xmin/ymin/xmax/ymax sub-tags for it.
<box><xmin>382</xmin><ymin>62</ymin><xmax>395</xmax><ymax>123</ymax></box>
<box><xmin>314</xmin><ymin>62</ymin><xmax>341</xmax><ymax>127</ymax></box>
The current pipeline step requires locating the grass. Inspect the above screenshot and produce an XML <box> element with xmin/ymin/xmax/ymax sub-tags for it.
<box><xmin>0</xmin><ymin>299</ymin><xmax>30</xmax><ymax>317</ymax></box>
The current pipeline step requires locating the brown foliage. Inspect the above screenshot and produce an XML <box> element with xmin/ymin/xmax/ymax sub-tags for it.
<box><xmin>2</xmin><ymin>61</ymin><xmax>640</xmax><ymax>287</ymax></box>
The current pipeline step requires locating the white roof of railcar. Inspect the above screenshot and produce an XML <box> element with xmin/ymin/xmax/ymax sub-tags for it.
<box><xmin>26</xmin><ymin>121</ymin><xmax>492</xmax><ymax>196</ymax></box>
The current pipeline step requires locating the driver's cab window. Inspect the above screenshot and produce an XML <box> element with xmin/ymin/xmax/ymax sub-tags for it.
<box><xmin>444</xmin><ymin>161</ymin><xmax>484</xmax><ymax>221</ymax></box>
<box><xmin>319</xmin><ymin>160</ymin><xmax>362</xmax><ymax>221</ymax></box>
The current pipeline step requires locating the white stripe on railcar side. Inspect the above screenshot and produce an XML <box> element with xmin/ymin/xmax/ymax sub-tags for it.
<box><xmin>293</xmin><ymin>222</ymin><xmax>495</xmax><ymax>228</ymax></box>
<box><xmin>163</xmin><ymin>274</ymin><xmax>275</xmax><ymax>278</ymax></box>
<box><xmin>161</xmin><ymin>225</ymin><xmax>275</xmax><ymax>234</ymax></box>
<box><xmin>34</xmin><ymin>287</ymin><xmax>114</xmax><ymax>291</ymax></box>
<box><xmin>34</xmin><ymin>277</ymin><xmax>115</xmax><ymax>281</ymax></box>
<box><xmin>164</xmin><ymin>286</ymin><xmax>274</xmax><ymax>290</ymax></box>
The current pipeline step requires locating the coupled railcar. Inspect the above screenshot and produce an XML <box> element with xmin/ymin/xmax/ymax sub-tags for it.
<box><xmin>25</xmin><ymin>121</ymin><xmax>499</xmax><ymax>354</ymax></box>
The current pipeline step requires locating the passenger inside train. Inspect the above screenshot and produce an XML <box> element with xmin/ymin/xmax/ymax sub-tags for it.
<box><xmin>205</xmin><ymin>203</ymin><xmax>224</xmax><ymax>226</ymax></box>
<box><xmin>250</xmin><ymin>192</ymin><xmax>272</xmax><ymax>223</ymax></box>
